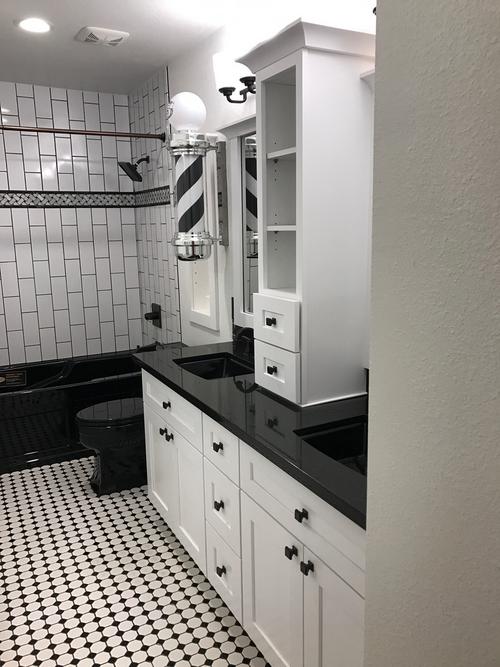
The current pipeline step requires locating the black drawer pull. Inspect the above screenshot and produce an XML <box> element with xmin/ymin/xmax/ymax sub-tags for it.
<box><xmin>284</xmin><ymin>545</ymin><xmax>298</xmax><ymax>560</ymax></box>
<box><xmin>267</xmin><ymin>365</ymin><xmax>278</xmax><ymax>375</ymax></box>
<box><xmin>162</xmin><ymin>401</ymin><xmax>171</xmax><ymax>409</ymax></box>
<box><xmin>300</xmin><ymin>560</ymin><xmax>314</xmax><ymax>576</ymax></box>
<box><xmin>212</xmin><ymin>441</ymin><xmax>224</xmax><ymax>453</ymax></box>
<box><xmin>216</xmin><ymin>565</ymin><xmax>226</xmax><ymax>577</ymax></box>
<box><xmin>266</xmin><ymin>417</ymin><xmax>278</xmax><ymax>429</ymax></box>
<box><xmin>294</xmin><ymin>508</ymin><xmax>308</xmax><ymax>523</ymax></box>
<box><xmin>265</xmin><ymin>316</ymin><xmax>277</xmax><ymax>327</ymax></box>
<box><xmin>159</xmin><ymin>427</ymin><xmax>173</xmax><ymax>441</ymax></box>
<box><xmin>213</xmin><ymin>499</ymin><xmax>225</xmax><ymax>512</ymax></box>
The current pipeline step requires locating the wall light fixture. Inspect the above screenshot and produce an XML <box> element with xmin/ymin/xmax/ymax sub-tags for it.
<box><xmin>219</xmin><ymin>76</ymin><xmax>256</xmax><ymax>104</ymax></box>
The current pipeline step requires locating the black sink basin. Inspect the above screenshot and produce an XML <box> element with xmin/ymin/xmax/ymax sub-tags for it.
<box><xmin>174</xmin><ymin>353</ymin><xmax>254</xmax><ymax>380</ymax></box>
<box><xmin>297</xmin><ymin>417</ymin><xmax>368</xmax><ymax>476</ymax></box>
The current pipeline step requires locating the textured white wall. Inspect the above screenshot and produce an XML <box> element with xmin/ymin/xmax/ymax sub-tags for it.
<box><xmin>365</xmin><ymin>2</ymin><xmax>500</xmax><ymax>666</ymax></box>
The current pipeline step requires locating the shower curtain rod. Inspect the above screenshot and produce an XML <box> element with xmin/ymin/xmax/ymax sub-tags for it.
<box><xmin>0</xmin><ymin>124</ymin><xmax>166</xmax><ymax>142</ymax></box>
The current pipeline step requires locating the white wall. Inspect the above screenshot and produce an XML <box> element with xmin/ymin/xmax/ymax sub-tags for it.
<box><xmin>365</xmin><ymin>2</ymin><xmax>500</xmax><ymax>666</ymax></box>
<box><xmin>128</xmin><ymin>68</ymin><xmax>182</xmax><ymax>346</ymax></box>
<box><xmin>0</xmin><ymin>81</ymin><xmax>142</xmax><ymax>364</ymax></box>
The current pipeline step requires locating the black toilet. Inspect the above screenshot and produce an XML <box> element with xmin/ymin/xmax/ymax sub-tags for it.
<box><xmin>76</xmin><ymin>397</ymin><xmax>146</xmax><ymax>495</ymax></box>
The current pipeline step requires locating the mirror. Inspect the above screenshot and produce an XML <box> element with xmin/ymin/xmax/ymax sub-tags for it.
<box><xmin>242</xmin><ymin>134</ymin><xmax>258</xmax><ymax>313</ymax></box>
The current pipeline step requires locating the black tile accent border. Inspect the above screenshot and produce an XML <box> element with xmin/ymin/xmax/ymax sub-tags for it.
<box><xmin>134</xmin><ymin>186</ymin><xmax>171</xmax><ymax>208</ymax></box>
<box><xmin>0</xmin><ymin>186</ymin><xmax>170</xmax><ymax>208</ymax></box>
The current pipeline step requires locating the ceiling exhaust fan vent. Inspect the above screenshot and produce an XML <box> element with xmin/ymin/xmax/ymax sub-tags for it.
<box><xmin>75</xmin><ymin>26</ymin><xmax>130</xmax><ymax>47</ymax></box>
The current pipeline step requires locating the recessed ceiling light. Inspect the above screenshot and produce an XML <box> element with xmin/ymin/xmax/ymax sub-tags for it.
<box><xmin>18</xmin><ymin>17</ymin><xmax>51</xmax><ymax>33</ymax></box>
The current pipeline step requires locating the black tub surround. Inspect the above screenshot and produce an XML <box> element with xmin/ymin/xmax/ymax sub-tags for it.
<box><xmin>134</xmin><ymin>342</ymin><xmax>368</xmax><ymax>528</ymax></box>
<box><xmin>0</xmin><ymin>347</ymin><xmax>153</xmax><ymax>474</ymax></box>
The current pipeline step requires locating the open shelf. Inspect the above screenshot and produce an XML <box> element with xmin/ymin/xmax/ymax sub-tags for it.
<box><xmin>266</xmin><ymin>157</ymin><xmax>296</xmax><ymax>227</ymax></box>
<box><xmin>264</xmin><ymin>66</ymin><xmax>296</xmax><ymax>153</ymax></box>
<box><xmin>265</xmin><ymin>229</ymin><xmax>296</xmax><ymax>294</ymax></box>
<box><xmin>267</xmin><ymin>147</ymin><xmax>296</xmax><ymax>160</ymax></box>
<box><xmin>266</xmin><ymin>225</ymin><xmax>296</xmax><ymax>232</ymax></box>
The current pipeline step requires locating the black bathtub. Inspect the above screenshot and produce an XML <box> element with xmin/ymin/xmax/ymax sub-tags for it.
<box><xmin>0</xmin><ymin>344</ymin><xmax>160</xmax><ymax>474</ymax></box>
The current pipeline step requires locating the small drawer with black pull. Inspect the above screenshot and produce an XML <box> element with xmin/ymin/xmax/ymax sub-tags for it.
<box><xmin>205</xmin><ymin>522</ymin><xmax>242</xmax><ymax>623</ymax></box>
<box><xmin>204</xmin><ymin>458</ymin><xmax>241</xmax><ymax>555</ymax></box>
<box><xmin>142</xmin><ymin>370</ymin><xmax>202</xmax><ymax>450</ymax></box>
<box><xmin>254</xmin><ymin>293</ymin><xmax>300</xmax><ymax>352</ymax></box>
<box><xmin>202</xmin><ymin>414</ymin><xmax>240</xmax><ymax>483</ymax></box>
<box><xmin>254</xmin><ymin>340</ymin><xmax>301</xmax><ymax>404</ymax></box>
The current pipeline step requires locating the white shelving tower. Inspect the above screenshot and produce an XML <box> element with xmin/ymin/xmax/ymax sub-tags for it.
<box><xmin>240</xmin><ymin>20</ymin><xmax>375</xmax><ymax>406</ymax></box>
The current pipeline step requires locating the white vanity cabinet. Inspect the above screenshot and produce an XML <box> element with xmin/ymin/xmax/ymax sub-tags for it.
<box><xmin>143</xmin><ymin>375</ymin><xmax>206</xmax><ymax>571</ymax></box>
<box><xmin>142</xmin><ymin>369</ymin><xmax>365</xmax><ymax>667</ymax></box>
<box><xmin>303</xmin><ymin>548</ymin><xmax>365</xmax><ymax>667</ymax></box>
<box><xmin>241</xmin><ymin>492</ymin><xmax>304</xmax><ymax>667</ymax></box>
<box><xmin>240</xmin><ymin>443</ymin><xmax>366</xmax><ymax>667</ymax></box>
<box><xmin>144</xmin><ymin>404</ymin><xmax>179</xmax><ymax>530</ymax></box>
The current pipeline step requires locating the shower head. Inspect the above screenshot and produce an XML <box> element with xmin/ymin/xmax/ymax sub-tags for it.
<box><xmin>118</xmin><ymin>156</ymin><xmax>150</xmax><ymax>182</ymax></box>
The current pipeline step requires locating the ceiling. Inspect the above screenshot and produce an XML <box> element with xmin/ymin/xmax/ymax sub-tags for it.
<box><xmin>0</xmin><ymin>1</ymin><xmax>376</xmax><ymax>95</ymax></box>
<box><xmin>0</xmin><ymin>0</ymin><xmax>230</xmax><ymax>93</ymax></box>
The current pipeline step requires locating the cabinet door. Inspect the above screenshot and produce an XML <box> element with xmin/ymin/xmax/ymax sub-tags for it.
<box><xmin>303</xmin><ymin>548</ymin><xmax>364</xmax><ymax>667</ymax></box>
<box><xmin>241</xmin><ymin>492</ymin><xmax>303</xmax><ymax>667</ymax></box>
<box><xmin>176</xmin><ymin>430</ymin><xmax>206</xmax><ymax>571</ymax></box>
<box><xmin>144</xmin><ymin>404</ymin><xmax>179</xmax><ymax>530</ymax></box>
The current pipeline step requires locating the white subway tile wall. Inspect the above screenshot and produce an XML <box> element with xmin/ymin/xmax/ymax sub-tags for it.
<box><xmin>0</xmin><ymin>82</ymin><xmax>143</xmax><ymax>365</ymax></box>
<box><xmin>129</xmin><ymin>68</ymin><xmax>181</xmax><ymax>345</ymax></box>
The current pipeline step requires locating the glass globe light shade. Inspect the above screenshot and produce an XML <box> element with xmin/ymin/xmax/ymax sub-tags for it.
<box><xmin>170</xmin><ymin>92</ymin><xmax>207</xmax><ymax>132</ymax></box>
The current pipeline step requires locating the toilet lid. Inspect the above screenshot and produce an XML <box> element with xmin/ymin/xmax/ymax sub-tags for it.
<box><xmin>76</xmin><ymin>397</ymin><xmax>143</xmax><ymax>426</ymax></box>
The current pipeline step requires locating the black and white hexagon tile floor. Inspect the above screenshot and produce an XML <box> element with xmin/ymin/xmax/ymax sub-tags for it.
<box><xmin>0</xmin><ymin>458</ymin><xmax>270</xmax><ymax>667</ymax></box>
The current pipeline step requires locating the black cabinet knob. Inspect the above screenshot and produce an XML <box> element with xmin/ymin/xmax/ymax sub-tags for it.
<box><xmin>284</xmin><ymin>545</ymin><xmax>298</xmax><ymax>560</ymax></box>
<box><xmin>212</xmin><ymin>441</ymin><xmax>224</xmax><ymax>453</ymax></box>
<box><xmin>159</xmin><ymin>427</ymin><xmax>165</xmax><ymax>436</ymax></box>
<box><xmin>265</xmin><ymin>317</ymin><xmax>277</xmax><ymax>327</ymax></box>
<box><xmin>300</xmin><ymin>560</ymin><xmax>314</xmax><ymax>576</ymax></box>
<box><xmin>294</xmin><ymin>508</ymin><xmax>309</xmax><ymax>523</ymax></box>
<box><xmin>267</xmin><ymin>365</ymin><xmax>278</xmax><ymax>376</ymax></box>
<box><xmin>213</xmin><ymin>499</ymin><xmax>225</xmax><ymax>512</ymax></box>
<box><xmin>216</xmin><ymin>565</ymin><xmax>226</xmax><ymax>577</ymax></box>
<box><xmin>162</xmin><ymin>401</ymin><xmax>171</xmax><ymax>409</ymax></box>
<box><xmin>266</xmin><ymin>417</ymin><xmax>278</xmax><ymax>429</ymax></box>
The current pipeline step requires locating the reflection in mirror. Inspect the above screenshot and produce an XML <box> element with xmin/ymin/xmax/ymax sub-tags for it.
<box><xmin>242</xmin><ymin>134</ymin><xmax>258</xmax><ymax>313</ymax></box>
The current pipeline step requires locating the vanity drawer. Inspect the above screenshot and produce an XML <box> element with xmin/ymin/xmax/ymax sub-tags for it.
<box><xmin>204</xmin><ymin>459</ymin><xmax>241</xmax><ymax>555</ymax></box>
<box><xmin>254</xmin><ymin>340</ymin><xmax>301</xmax><ymax>404</ymax></box>
<box><xmin>205</xmin><ymin>521</ymin><xmax>242</xmax><ymax>624</ymax></box>
<box><xmin>142</xmin><ymin>370</ymin><xmax>202</xmax><ymax>451</ymax></box>
<box><xmin>203</xmin><ymin>414</ymin><xmax>240</xmax><ymax>484</ymax></box>
<box><xmin>240</xmin><ymin>441</ymin><xmax>366</xmax><ymax>596</ymax></box>
<box><xmin>254</xmin><ymin>293</ymin><xmax>300</xmax><ymax>352</ymax></box>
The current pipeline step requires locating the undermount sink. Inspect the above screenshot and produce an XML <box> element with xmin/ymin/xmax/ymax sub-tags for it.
<box><xmin>174</xmin><ymin>353</ymin><xmax>254</xmax><ymax>380</ymax></box>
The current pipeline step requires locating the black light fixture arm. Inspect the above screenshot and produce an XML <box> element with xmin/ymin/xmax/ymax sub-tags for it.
<box><xmin>219</xmin><ymin>76</ymin><xmax>256</xmax><ymax>104</ymax></box>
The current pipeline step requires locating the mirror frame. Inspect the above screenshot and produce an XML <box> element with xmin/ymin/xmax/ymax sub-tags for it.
<box><xmin>219</xmin><ymin>115</ymin><xmax>257</xmax><ymax>329</ymax></box>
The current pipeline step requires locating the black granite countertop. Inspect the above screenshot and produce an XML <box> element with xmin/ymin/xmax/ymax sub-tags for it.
<box><xmin>134</xmin><ymin>342</ymin><xmax>368</xmax><ymax>528</ymax></box>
